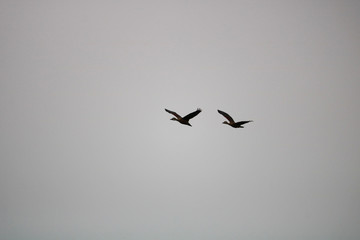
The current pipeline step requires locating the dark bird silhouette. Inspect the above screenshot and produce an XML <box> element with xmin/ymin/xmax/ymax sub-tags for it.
<box><xmin>165</xmin><ymin>108</ymin><xmax>202</xmax><ymax>127</ymax></box>
<box><xmin>218</xmin><ymin>110</ymin><xmax>253</xmax><ymax>128</ymax></box>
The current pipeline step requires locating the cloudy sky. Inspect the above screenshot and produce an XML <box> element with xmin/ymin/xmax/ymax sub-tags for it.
<box><xmin>1</xmin><ymin>1</ymin><xmax>360</xmax><ymax>240</ymax></box>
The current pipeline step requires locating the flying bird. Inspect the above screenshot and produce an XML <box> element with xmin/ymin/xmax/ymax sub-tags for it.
<box><xmin>217</xmin><ymin>110</ymin><xmax>253</xmax><ymax>128</ymax></box>
<box><xmin>165</xmin><ymin>108</ymin><xmax>202</xmax><ymax>127</ymax></box>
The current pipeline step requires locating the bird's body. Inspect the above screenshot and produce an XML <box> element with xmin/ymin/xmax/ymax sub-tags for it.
<box><xmin>217</xmin><ymin>110</ymin><xmax>253</xmax><ymax>128</ymax></box>
<box><xmin>165</xmin><ymin>108</ymin><xmax>202</xmax><ymax>127</ymax></box>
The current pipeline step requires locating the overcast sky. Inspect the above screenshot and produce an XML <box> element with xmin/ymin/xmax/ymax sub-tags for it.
<box><xmin>1</xmin><ymin>1</ymin><xmax>360</xmax><ymax>240</ymax></box>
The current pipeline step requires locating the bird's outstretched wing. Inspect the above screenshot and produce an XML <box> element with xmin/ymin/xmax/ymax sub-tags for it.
<box><xmin>233</xmin><ymin>120</ymin><xmax>253</xmax><ymax>128</ymax></box>
<box><xmin>236</xmin><ymin>120</ymin><xmax>253</xmax><ymax>126</ymax></box>
<box><xmin>183</xmin><ymin>108</ymin><xmax>202</xmax><ymax>121</ymax></box>
<box><xmin>217</xmin><ymin>110</ymin><xmax>235</xmax><ymax>123</ymax></box>
<box><xmin>165</xmin><ymin>109</ymin><xmax>181</xmax><ymax>119</ymax></box>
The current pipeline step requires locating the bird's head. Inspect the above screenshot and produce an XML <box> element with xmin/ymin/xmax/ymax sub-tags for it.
<box><xmin>185</xmin><ymin>122</ymin><xmax>192</xmax><ymax>127</ymax></box>
<box><xmin>222</xmin><ymin>121</ymin><xmax>229</xmax><ymax>125</ymax></box>
<box><xmin>170</xmin><ymin>117</ymin><xmax>177</xmax><ymax>121</ymax></box>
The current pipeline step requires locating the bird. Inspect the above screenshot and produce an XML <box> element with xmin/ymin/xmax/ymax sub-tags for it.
<box><xmin>165</xmin><ymin>108</ymin><xmax>202</xmax><ymax>127</ymax></box>
<box><xmin>217</xmin><ymin>110</ymin><xmax>253</xmax><ymax>128</ymax></box>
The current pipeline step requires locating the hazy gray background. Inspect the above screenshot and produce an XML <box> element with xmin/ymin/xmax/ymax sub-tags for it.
<box><xmin>1</xmin><ymin>1</ymin><xmax>360</xmax><ymax>239</ymax></box>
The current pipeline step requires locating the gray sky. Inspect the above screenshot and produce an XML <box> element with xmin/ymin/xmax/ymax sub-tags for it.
<box><xmin>1</xmin><ymin>1</ymin><xmax>360</xmax><ymax>240</ymax></box>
